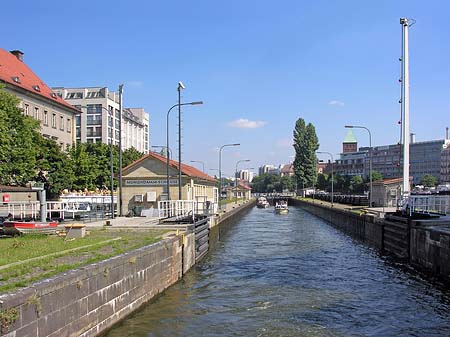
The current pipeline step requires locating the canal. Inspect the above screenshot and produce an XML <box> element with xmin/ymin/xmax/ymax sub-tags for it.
<box><xmin>105</xmin><ymin>207</ymin><xmax>450</xmax><ymax>336</ymax></box>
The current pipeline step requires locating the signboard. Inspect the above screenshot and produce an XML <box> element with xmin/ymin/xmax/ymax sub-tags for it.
<box><xmin>125</xmin><ymin>179</ymin><xmax>178</xmax><ymax>186</ymax></box>
<box><xmin>31</xmin><ymin>182</ymin><xmax>45</xmax><ymax>190</ymax></box>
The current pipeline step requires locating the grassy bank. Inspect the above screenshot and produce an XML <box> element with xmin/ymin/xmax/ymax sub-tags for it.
<box><xmin>0</xmin><ymin>229</ymin><xmax>169</xmax><ymax>293</ymax></box>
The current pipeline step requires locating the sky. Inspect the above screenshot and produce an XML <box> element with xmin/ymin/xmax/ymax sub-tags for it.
<box><xmin>3</xmin><ymin>0</ymin><xmax>450</xmax><ymax>176</ymax></box>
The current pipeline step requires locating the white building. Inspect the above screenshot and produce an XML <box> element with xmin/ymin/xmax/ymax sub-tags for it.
<box><xmin>52</xmin><ymin>87</ymin><xmax>149</xmax><ymax>153</ymax></box>
<box><xmin>237</xmin><ymin>169</ymin><xmax>254</xmax><ymax>182</ymax></box>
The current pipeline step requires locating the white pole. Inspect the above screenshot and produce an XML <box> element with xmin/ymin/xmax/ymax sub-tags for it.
<box><xmin>401</xmin><ymin>18</ymin><xmax>410</xmax><ymax>195</ymax></box>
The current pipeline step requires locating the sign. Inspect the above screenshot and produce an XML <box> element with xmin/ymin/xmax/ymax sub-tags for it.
<box><xmin>2</xmin><ymin>194</ymin><xmax>9</xmax><ymax>203</ymax></box>
<box><xmin>125</xmin><ymin>179</ymin><xmax>178</xmax><ymax>186</ymax></box>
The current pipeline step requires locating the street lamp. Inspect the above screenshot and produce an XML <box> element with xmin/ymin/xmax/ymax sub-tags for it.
<box><xmin>77</xmin><ymin>105</ymin><xmax>116</xmax><ymax>219</ymax></box>
<box><xmin>235</xmin><ymin>159</ymin><xmax>250</xmax><ymax>204</ymax></box>
<box><xmin>152</xmin><ymin>145</ymin><xmax>172</xmax><ymax>159</ymax></box>
<box><xmin>219</xmin><ymin>143</ymin><xmax>240</xmax><ymax>210</ymax></box>
<box><xmin>190</xmin><ymin>160</ymin><xmax>205</xmax><ymax>173</ymax></box>
<box><xmin>345</xmin><ymin>125</ymin><xmax>372</xmax><ymax>207</ymax></box>
<box><xmin>166</xmin><ymin>99</ymin><xmax>203</xmax><ymax>200</ymax></box>
<box><xmin>317</xmin><ymin>151</ymin><xmax>334</xmax><ymax>206</ymax></box>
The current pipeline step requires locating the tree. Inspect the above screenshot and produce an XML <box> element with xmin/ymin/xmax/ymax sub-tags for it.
<box><xmin>420</xmin><ymin>174</ymin><xmax>437</xmax><ymax>187</ymax></box>
<box><xmin>316</xmin><ymin>173</ymin><xmax>328</xmax><ymax>191</ymax></box>
<box><xmin>293</xmin><ymin>118</ymin><xmax>319</xmax><ymax>189</ymax></box>
<box><xmin>123</xmin><ymin>147</ymin><xmax>144</xmax><ymax>168</ymax></box>
<box><xmin>0</xmin><ymin>87</ymin><xmax>41</xmax><ymax>185</ymax></box>
<box><xmin>349</xmin><ymin>175</ymin><xmax>364</xmax><ymax>194</ymax></box>
<box><xmin>371</xmin><ymin>171</ymin><xmax>383</xmax><ymax>182</ymax></box>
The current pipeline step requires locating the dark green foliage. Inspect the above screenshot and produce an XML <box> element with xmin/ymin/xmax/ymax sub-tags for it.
<box><xmin>0</xmin><ymin>88</ymin><xmax>40</xmax><ymax>185</ymax></box>
<box><xmin>420</xmin><ymin>174</ymin><xmax>437</xmax><ymax>187</ymax></box>
<box><xmin>251</xmin><ymin>173</ymin><xmax>295</xmax><ymax>193</ymax></box>
<box><xmin>370</xmin><ymin>171</ymin><xmax>383</xmax><ymax>183</ymax></box>
<box><xmin>316</xmin><ymin>173</ymin><xmax>329</xmax><ymax>191</ymax></box>
<box><xmin>293</xmin><ymin>118</ymin><xmax>319</xmax><ymax>189</ymax></box>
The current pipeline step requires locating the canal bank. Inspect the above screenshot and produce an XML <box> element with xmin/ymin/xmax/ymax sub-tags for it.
<box><xmin>292</xmin><ymin>198</ymin><xmax>450</xmax><ymax>285</ymax></box>
<box><xmin>0</xmin><ymin>200</ymin><xmax>255</xmax><ymax>337</ymax></box>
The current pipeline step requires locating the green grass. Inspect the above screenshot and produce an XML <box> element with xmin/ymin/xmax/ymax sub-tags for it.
<box><xmin>0</xmin><ymin>229</ymin><xmax>169</xmax><ymax>293</ymax></box>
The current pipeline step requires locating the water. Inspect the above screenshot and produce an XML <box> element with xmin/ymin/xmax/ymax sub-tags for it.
<box><xmin>104</xmin><ymin>207</ymin><xmax>450</xmax><ymax>336</ymax></box>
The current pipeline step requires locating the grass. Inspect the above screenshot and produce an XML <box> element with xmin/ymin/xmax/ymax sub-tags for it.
<box><xmin>0</xmin><ymin>229</ymin><xmax>169</xmax><ymax>293</ymax></box>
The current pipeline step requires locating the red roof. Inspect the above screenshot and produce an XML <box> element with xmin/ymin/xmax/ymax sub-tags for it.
<box><xmin>0</xmin><ymin>49</ymin><xmax>78</xmax><ymax>112</ymax></box>
<box><xmin>123</xmin><ymin>151</ymin><xmax>217</xmax><ymax>182</ymax></box>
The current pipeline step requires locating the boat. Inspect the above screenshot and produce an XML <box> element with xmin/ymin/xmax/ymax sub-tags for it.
<box><xmin>274</xmin><ymin>201</ymin><xmax>289</xmax><ymax>214</ymax></box>
<box><xmin>1</xmin><ymin>220</ymin><xmax>58</xmax><ymax>235</ymax></box>
<box><xmin>256</xmin><ymin>197</ymin><xmax>270</xmax><ymax>209</ymax></box>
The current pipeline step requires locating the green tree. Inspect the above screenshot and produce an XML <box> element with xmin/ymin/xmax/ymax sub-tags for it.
<box><xmin>123</xmin><ymin>147</ymin><xmax>144</xmax><ymax>168</ymax></box>
<box><xmin>293</xmin><ymin>118</ymin><xmax>319</xmax><ymax>189</ymax></box>
<box><xmin>371</xmin><ymin>171</ymin><xmax>383</xmax><ymax>182</ymax></box>
<box><xmin>316</xmin><ymin>173</ymin><xmax>328</xmax><ymax>191</ymax></box>
<box><xmin>0</xmin><ymin>87</ymin><xmax>41</xmax><ymax>185</ymax></box>
<box><xmin>420</xmin><ymin>174</ymin><xmax>437</xmax><ymax>187</ymax></box>
<box><xmin>349</xmin><ymin>175</ymin><xmax>364</xmax><ymax>194</ymax></box>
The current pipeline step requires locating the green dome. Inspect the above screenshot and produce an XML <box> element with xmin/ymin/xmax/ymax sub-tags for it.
<box><xmin>343</xmin><ymin>129</ymin><xmax>357</xmax><ymax>143</ymax></box>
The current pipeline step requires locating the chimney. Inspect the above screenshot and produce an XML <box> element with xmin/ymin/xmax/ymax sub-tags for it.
<box><xmin>10</xmin><ymin>50</ymin><xmax>24</xmax><ymax>62</ymax></box>
<box><xmin>410</xmin><ymin>133</ymin><xmax>416</xmax><ymax>144</ymax></box>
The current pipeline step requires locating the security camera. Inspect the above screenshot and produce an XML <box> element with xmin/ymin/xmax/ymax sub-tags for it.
<box><xmin>178</xmin><ymin>81</ymin><xmax>185</xmax><ymax>90</ymax></box>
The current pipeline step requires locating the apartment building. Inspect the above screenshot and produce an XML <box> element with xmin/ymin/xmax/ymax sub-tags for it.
<box><xmin>0</xmin><ymin>49</ymin><xmax>78</xmax><ymax>148</ymax></box>
<box><xmin>52</xmin><ymin>87</ymin><xmax>149</xmax><ymax>153</ymax></box>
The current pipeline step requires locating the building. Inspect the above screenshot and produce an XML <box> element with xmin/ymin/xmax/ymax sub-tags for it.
<box><xmin>237</xmin><ymin>169</ymin><xmax>254</xmax><ymax>182</ymax></box>
<box><xmin>258</xmin><ymin>164</ymin><xmax>278</xmax><ymax>176</ymax></box>
<box><xmin>121</xmin><ymin>152</ymin><xmax>217</xmax><ymax>214</ymax></box>
<box><xmin>52</xmin><ymin>87</ymin><xmax>149</xmax><ymax>153</ymax></box>
<box><xmin>334</xmin><ymin>130</ymin><xmax>449</xmax><ymax>185</ymax></box>
<box><xmin>226</xmin><ymin>183</ymin><xmax>251</xmax><ymax>200</ymax></box>
<box><xmin>441</xmin><ymin>144</ymin><xmax>450</xmax><ymax>183</ymax></box>
<box><xmin>372</xmin><ymin>178</ymin><xmax>406</xmax><ymax>207</ymax></box>
<box><xmin>280</xmin><ymin>163</ymin><xmax>294</xmax><ymax>177</ymax></box>
<box><xmin>0</xmin><ymin>49</ymin><xmax>78</xmax><ymax>148</ymax></box>
<box><xmin>343</xmin><ymin>129</ymin><xmax>358</xmax><ymax>153</ymax></box>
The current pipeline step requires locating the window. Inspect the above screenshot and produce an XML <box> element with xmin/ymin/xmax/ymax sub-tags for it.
<box><xmin>52</xmin><ymin>113</ymin><xmax>57</xmax><ymax>128</ymax></box>
<box><xmin>75</xmin><ymin>115</ymin><xmax>81</xmax><ymax>126</ymax></box>
<box><xmin>87</xmin><ymin>104</ymin><xmax>102</xmax><ymax>114</ymax></box>
<box><xmin>34</xmin><ymin>107</ymin><xmax>40</xmax><ymax>120</ymax></box>
<box><xmin>67</xmin><ymin>118</ymin><xmax>72</xmax><ymax>133</ymax></box>
<box><xmin>24</xmin><ymin>104</ymin><xmax>29</xmax><ymax>116</ymax></box>
<box><xmin>60</xmin><ymin>116</ymin><xmax>64</xmax><ymax>130</ymax></box>
<box><xmin>66</xmin><ymin>92</ymin><xmax>83</xmax><ymax>99</ymax></box>
<box><xmin>43</xmin><ymin>111</ymin><xmax>48</xmax><ymax>126</ymax></box>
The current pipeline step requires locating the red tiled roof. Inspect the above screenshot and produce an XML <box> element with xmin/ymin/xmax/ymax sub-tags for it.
<box><xmin>123</xmin><ymin>151</ymin><xmax>217</xmax><ymax>182</ymax></box>
<box><xmin>373</xmin><ymin>177</ymin><xmax>412</xmax><ymax>185</ymax></box>
<box><xmin>0</xmin><ymin>49</ymin><xmax>78</xmax><ymax>112</ymax></box>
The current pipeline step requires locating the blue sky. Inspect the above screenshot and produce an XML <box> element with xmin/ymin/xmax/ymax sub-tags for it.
<box><xmin>3</xmin><ymin>0</ymin><xmax>449</xmax><ymax>176</ymax></box>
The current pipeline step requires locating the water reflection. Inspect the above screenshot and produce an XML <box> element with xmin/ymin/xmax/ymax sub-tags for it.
<box><xmin>105</xmin><ymin>207</ymin><xmax>450</xmax><ymax>337</ymax></box>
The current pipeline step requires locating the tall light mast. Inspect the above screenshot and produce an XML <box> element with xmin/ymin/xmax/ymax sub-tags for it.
<box><xmin>400</xmin><ymin>18</ymin><xmax>414</xmax><ymax>195</ymax></box>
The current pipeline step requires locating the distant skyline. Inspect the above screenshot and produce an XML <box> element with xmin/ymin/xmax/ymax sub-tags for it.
<box><xmin>3</xmin><ymin>0</ymin><xmax>449</xmax><ymax>175</ymax></box>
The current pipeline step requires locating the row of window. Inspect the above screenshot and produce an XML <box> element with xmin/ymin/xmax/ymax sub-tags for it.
<box><xmin>24</xmin><ymin>104</ymin><xmax>72</xmax><ymax>133</ymax></box>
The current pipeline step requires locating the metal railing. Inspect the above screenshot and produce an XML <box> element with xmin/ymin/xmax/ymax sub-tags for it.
<box><xmin>408</xmin><ymin>195</ymin><xmax>450</xmax><ymax>216</ymax></box>
<box><xmin>158</xmin><ymin>200</ymin><xmax>217</xmax><ymax>220</ymax></box>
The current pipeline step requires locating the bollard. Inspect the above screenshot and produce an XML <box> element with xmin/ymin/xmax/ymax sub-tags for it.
<box><xmin>106</xmin><ymin>220</ymin><xmax>112</xmax><ymax>226</ymax></box>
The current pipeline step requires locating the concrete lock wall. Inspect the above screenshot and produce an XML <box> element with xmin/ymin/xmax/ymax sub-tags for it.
<box><xmin>291</xmin><ymin>199</ymin><xmax>383</xmax><ymax>250</ymax></box>
<box><xmin>410</xmin><ymin>226</ymin><xmax>450</xmax><ymax>283</ymax></box>
<box><xmin>0</xmin><ymin>235</ymin><xmax>194</xmax><ymax>337</ymax></box>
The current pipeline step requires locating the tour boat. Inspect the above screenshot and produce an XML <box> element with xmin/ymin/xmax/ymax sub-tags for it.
<box><xmin>1</xmin><ymin>220</ymin><xmax>58</xmax><ymax>235</ymax></box>
<box><xmin>274</xmin><ymin>202</ymin><xmax>289</xmax><ymax>214</ymax></box>
<box><xmin>256</xmin><ymin>197</ymin><xmax>270</xmax><ymax>209</ymax></box>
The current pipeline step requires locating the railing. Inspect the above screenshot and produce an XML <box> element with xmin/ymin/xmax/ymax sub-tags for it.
<box><xmin>408</xmin><ymin>195</ymin><xmax>450</xmax><ymax>216</ymax></box>
<box><xmin>158</xmin><ymin>200</ymin><xmax>217</xmax><ymax>220</ymax></box>
<box><xmin>3</xmin><ymin>202</ymin><xmax>40</xmax><ymax>220</ymax></box>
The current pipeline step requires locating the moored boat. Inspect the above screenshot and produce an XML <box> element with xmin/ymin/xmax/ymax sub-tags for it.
<box><xmin>256</xmin><ymin>197</ymin><xmax>270</xmax><ymax>209</ymax></box>
<box><xmin>1</xmin><ymin>221</ymin><xmax>58</xmax><ymax>235</ymax></box>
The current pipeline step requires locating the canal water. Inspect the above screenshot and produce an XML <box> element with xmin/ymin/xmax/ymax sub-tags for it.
<box><xmin>105</xmin><ymin>207</ymin><xmax>450</xmax><ymax>337</ymax></box>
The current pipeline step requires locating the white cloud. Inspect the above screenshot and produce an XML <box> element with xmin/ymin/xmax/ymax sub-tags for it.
<box><xmin>228</xmin><ymin>118</ymin><xmax>267</xmax><ymax>129</ymax></box>
<box><xmin>328</xmin><ymin>100</ymin><xmax>345</xmax><ymax>107</ymax></box>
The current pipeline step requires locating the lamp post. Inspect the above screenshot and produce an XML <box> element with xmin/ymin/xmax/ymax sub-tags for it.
<box><xmin>317</xmin><ymin>151</ymin><xmax>334</xmax><ymax>206</ymax></box>
<box><xmin>166</xmin><ymin>100</ymin><xmax>203</xmax><ymax>200</ymax></box>
<box><xmin>118</xmin><ymin>84</ymin><xmax>124</xmax><ymax>216</ymax></box>
<box><xmin>235</xmin><ymin>159</ymin><xmax>250</xmax><ymax>204</ymax></box>
<box><xmin>190</xmin><ymin>160</ymin><xmax>205</xmax><ymax>173</ymax></box>
<box><xmin>77</xmin><ymin>105</ymin><xmax>116</xmax><ymax>219</ymax></box>
<box><xmin>152</xmin><ymin>145</ymin><xmax>172</xmax><ymax>159</ymax></box>
<box><xmin>219</xmin><ymin>143</ymin><xmax>240</xmax><ymax>210</ymax></box>
<box><xmin>345</xmin><ymin>125</ymin><xmax>372</xmax><ymax>207</ymax></box>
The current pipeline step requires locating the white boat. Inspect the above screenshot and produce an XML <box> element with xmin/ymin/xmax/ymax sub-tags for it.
<box><xmin>274</xmin><ymin>201</ymin><xmax>289</xmax><ymax>214</ymax></box>
<box><xmin>256</xmin><ymin>197</ymin><xmax>270</xmax><ymax>209</ymax></box>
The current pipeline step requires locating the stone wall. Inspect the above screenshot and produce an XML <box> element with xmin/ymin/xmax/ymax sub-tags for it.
<box><xmin>291</xmin><ymin>199</ymin><xmax>383</xmax><ymax>250</ymax></box>
<box><xmin>0</xmin><ymin>236</ymin><xmax>188</xmax><ymax>337</ymax></box>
